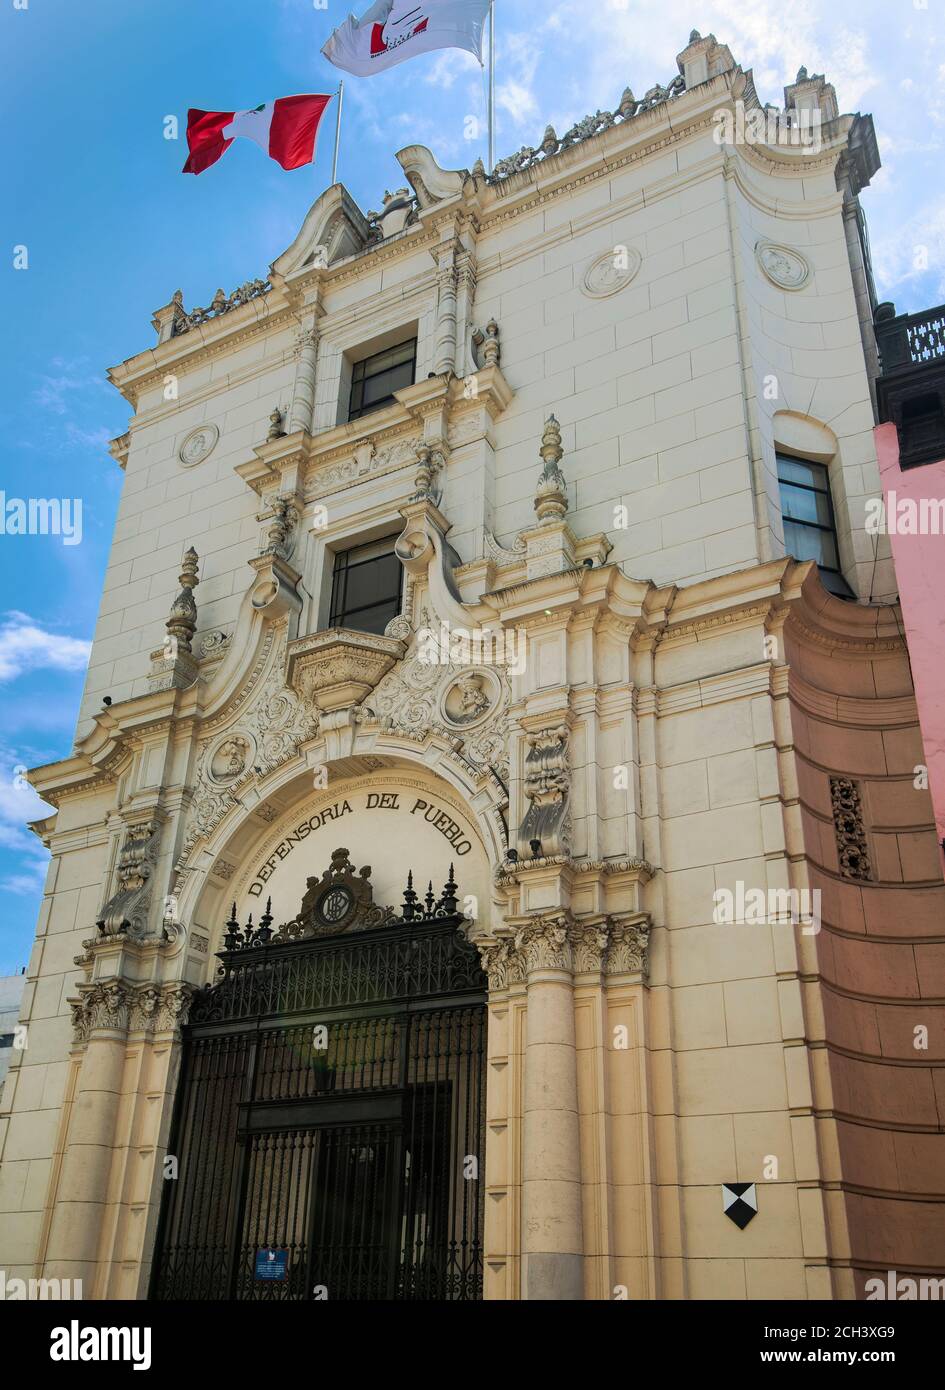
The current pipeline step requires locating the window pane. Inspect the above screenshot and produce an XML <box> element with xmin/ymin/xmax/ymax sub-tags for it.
<box><xmin>783</xmin><ymin>520</ymin><xmax>826</xmax><ymax>564</ymax></box>
<box><xmin>344</xmin><ymin>553</ymin><xmax>401</xmax><ymax>611</ymax></box>
<box><xmin>329</xmin><ymin>538</ymin><xmax>403</xmax><ymax>634</ymax></box>
<box><xmin>777</xmin><ymin>455</ymin><xmax>827</xmax><ymax>490</ymax></box>
<box><xmin>780</xmin><ymin>481</ymin><xmax>833</xmax><ymax>526</ymax></box>
<box><xmin>362</xmin><ymin>360</ymin><xmax>414</xmax><ymax>406</ymax></box>
<box><xmin>341</xmin><ymin>600</ymin><xmax>400</xmax><ymax>635</ymax></box>
<box><xmin>348</xmin><ymin>338</ymin><xmax>416</xmax><ymax>421</ymax></box>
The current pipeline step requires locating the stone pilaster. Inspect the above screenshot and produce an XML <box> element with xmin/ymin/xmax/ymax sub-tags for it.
<box><xmin>514</xmin><ymin>913</ymin><xmax>584</xmax><ymax>1299</ymax></box>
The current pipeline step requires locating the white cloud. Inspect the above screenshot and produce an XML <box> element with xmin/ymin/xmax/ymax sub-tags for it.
<box><xmin>1</xmin><ymin>867</ymin><xmax>50</xmax><ymax>897</ymax></box>
<box><xmin>0</xmin><ymin>757</ymin><xmax>53</xmax><ymax>896</ymax></box>
<box><xmin>424</xmin><ymin>49</ymin><xmax>478</xmax><ymax>89</ymax></box>
<box><xmin>32</xmin><ymin>358</ymin><xmax>106</xmax><ymax>416</ymax></box>
<box><xmin>0</xmin><ymin>613</ymin><xmax>92</xmax><ymax>684</ymax></box>
<box><xmin>871</xmin><ymin>197</ymin><xmax>945</xmax><ymax>300</ymax></box>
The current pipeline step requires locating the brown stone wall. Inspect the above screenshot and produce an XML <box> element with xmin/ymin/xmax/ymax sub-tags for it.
<box><xmin>784</xmin><ymin>590</ymin><xmax>945</xmax><ymax>1296</ymax></box>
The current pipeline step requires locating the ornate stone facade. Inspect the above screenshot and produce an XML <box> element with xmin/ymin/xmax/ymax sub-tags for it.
<box><xmin>4</xmin><ymin>31</ymin><xmax>942</xmax><ymax>1307</ymax></box>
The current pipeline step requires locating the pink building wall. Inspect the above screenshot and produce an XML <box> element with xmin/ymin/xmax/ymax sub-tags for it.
<box><xmin>874</xmin><ymin>420</ymin><xmax>945</xmax><ymax>878</ymax></box>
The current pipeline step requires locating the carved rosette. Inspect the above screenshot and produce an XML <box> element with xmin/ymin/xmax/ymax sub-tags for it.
<box><xmin>70</xmin><ymin>980</ymin><xmax>195</xmax><ymax>1045</ymax></box>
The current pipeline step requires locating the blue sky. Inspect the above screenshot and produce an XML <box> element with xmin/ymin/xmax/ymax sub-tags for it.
<box><xmin>1</xmin><ymin>0</ymin><xmax>943</xmax><ymax>973</ymax></box>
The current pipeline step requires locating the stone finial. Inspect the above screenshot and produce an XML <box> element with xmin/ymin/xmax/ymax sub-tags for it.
<box><xmin>783</xmin><ymin>66</ymin><xmax>839</xmax><ymax>122</ymax></box>
<box><xmin>471</xmin><ymin>157</ymin><xmax>486</xmax><ymax>178</ymax></box>
<box><xmin>267</xmin><ymin>406</ymin><xmax>286</xmax><ymax>441</ymax></box>
<box><xmin>534</xmin><ymin>415</ymin><xmax>568</xmax><ymax>525</ymax></box>
<box><xmin>690</xmin><ymin>29</ymin><xmax>701</xmax><ymax>42</ymax></box>
<box><xmin>540</xmin><ymin>125</ymin><xmax>559</xmax><ymax>156</ymax></box>
<box><xmin>165</xmin><ymin>548</ymin><xmax>199</xmax><ymax>654</ymax></box>
<box><xmin>617</xmin><ymin>87</ymin><xmax>636</xmax><ymax>119</ymax></box>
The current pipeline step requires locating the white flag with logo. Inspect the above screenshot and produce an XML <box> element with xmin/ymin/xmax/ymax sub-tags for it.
<box><xmin>322</xmin><ymin>0</ymin><xmax>491</xmax><ymax>77</ymax></box>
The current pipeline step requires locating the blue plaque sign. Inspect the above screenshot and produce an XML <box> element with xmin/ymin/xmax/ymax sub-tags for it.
<box><xmin>255</xmin><ymin>1248</ymin><xmax>289</xmax><ymax>1281</ymax></box>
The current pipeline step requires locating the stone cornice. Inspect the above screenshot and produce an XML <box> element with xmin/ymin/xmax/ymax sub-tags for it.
<box><xmin>788</xmin><ymin>668</ymin><xmax>918</xmax><ymax>728</ymax></box>
<box><xmin>106</xmin><ymin>57</ymin><xmax>871</xmax><ymax>402</ymax></box>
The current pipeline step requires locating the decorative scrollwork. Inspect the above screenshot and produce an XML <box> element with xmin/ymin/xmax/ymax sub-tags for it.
<box><xmin>830</xmin><ymin>777</ymin><xmax>872</xmax><ymax>880</ymax></box>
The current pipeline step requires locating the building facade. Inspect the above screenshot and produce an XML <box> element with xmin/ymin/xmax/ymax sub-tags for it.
<box><xmin>0</xmin><ymin>974</ymin><xmax>26</xmax><ymax>1092</ymax></box>
<box><xmin>1</xmin><ymin>31</ymin><xmax>943</xmax><ymax>1301</ymax></box>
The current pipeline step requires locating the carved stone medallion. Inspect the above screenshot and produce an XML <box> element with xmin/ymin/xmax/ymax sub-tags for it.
<box><xmin>178</xmin><ymin>424</ymin><xmax>220</xmax><ymax>467</ymax></box>
<box><xmin>439</xmin><ymin>669</ymin><xmax>499</xmax><ymax>730</ymax></box>
<box><xmin>206</xmin><ymin>731</ymin><xmax>255</xmax><ymax>786</ymax></box>
<box><xmin>582</xmin><ymin>247</ymin><xmax>642</xmax><ymax>298</ymax></box>
<box><xmin>756</xmin><ymin>240</ymin><xmax>810</xmax><ymax>291</ymax></box>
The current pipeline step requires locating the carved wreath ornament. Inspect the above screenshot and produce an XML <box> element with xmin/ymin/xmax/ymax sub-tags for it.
<box><xmin>582</xmin><ymin>247</ymin><xmax>642</xmax><ymax>298</ymax></box>
<box><xmin>755</xmin><ymin>240</ymin><xmax>811</xmax><ymax>291</ymax></box>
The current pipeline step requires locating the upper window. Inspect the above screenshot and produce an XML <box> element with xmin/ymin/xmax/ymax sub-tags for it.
<box><xmin>329</xmin><ymin>535</ymin><xmax>402</xmax><ymax>635</ymax></box>
<box><xmin>776</xmin><ymin>453</ymin><xmax>853</xmax><ymax>598</ymax></box>
<box><xmin>348</xmin><ymin>338</ymin><xmax>416</xmax><ymax>421</ymax></box>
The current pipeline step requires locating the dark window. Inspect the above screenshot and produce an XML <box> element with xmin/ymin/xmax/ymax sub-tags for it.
<box><xmin>0</xmin><ymin>1034</ymin><xmax>13</xmax><ymax>1049</ymax></box>
<box><xmin>348</xmin><ymin>338</ymin><xmax>417</xmax><ymax>421</ymax></box>
<box><xmin>329</xmin><ymin>535</ymin><xmax>402</xmax><ymax>635</ymax></box>
<box><xmin>777</xmin><ymin>453</ymin><xmax>853</xmax><ymax>598</ymax></box>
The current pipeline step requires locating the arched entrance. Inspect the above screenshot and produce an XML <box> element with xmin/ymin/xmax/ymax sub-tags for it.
<box><xmin>150</xmin><ymin>848</ymin><xmax>487</xmax><ymax>1301</ymax></box>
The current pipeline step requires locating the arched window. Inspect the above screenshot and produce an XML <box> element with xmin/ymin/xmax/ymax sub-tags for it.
<box><xmin>776</xmin><ymin>453</ymin><xmax>854</xmax><ymax>598</ymax></box>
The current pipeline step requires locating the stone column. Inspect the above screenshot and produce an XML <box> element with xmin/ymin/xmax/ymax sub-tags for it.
<box><xmin>43</xmin><ymin>982</ymin><xmax>132</xmax><ymax>1288</ymax></box>
<box><xmin>433</xmin><ymin>239</ymin><xmax>458</xmax><ymax>377</ymax></box>
<box><xmin>289</xmin><ymin>318</ymin><xmax>319</xmax><ymax>434</ymax></box>
<box><xmin>517</xmin><ymin>914</ymin><xmax>584</xmax><ymax>1299</ymax></box>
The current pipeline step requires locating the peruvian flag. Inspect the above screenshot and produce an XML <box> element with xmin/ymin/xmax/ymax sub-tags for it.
<box><xmin>323</xmin><ymin>0</ymin><xmax>490</xmax><ymax>77</ymax></box>
<box><xmin>183</xmin><ymin>94</ymin><xmax>333</xmax><ymax>175</ymax></box>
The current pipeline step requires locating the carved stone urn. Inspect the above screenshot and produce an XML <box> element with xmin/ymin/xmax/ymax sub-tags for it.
<box><xmin>286</xmin><ymin>628</ymin><xmax>406</xmax><ymax>712</ymax></box>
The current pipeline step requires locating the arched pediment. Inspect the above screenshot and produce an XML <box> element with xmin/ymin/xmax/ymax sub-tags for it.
<box><xmin>270</xmin><ymin>184</ymin><xmax>372</xmax><ymax>279</ymax></box>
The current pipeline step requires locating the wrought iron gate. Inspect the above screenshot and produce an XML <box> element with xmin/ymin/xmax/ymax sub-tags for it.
<box><xmin>150</xmin><ymin>849</ymin><xmax>486</xmax><ymax>1301</ymax></box>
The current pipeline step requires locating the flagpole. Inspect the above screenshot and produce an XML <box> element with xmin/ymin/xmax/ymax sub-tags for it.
<box><xmin>331</xmin><ymin>81</ymin><xmax>344</xmax><ymax>184</ymax></box>
<box><xmin>488</xmin><ymin>1</ymin><xmax>495</xmax><ymax>172</ymax></box>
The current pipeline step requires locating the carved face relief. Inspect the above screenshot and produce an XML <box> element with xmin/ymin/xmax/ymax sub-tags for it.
<box><xmin>208</xmin><ymin>733</ymin><xmax>254</xmax><ymax>786</ymax></box>
<box><xmin>440</xmin><ymin>669</ymin><xmax>498</xmax><ymax>729</ymax></box>
<box><xmin>756</xmin><ymin>240</ymin><xmax>810</xmax><ymax>291</ymax></box>
<box><xmin>178</xmin><ymin>424</ymin><xmax>220</xmax><ymax>467</ymax></box>
<box><xmin>582</xmin><ymin>247</ymin><xmax>642</xmax><ymax>298</ymax></box>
